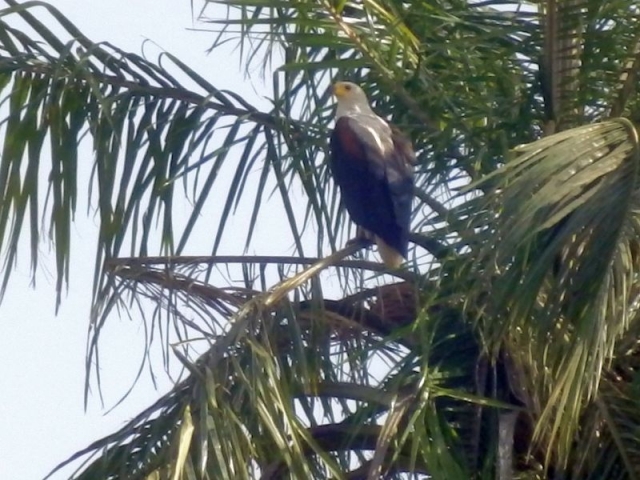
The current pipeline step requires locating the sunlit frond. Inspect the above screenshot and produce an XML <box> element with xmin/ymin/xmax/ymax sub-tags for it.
<box><xmin>467</xmin><ymin>118</ymin><xmax>640</xmax><ymax>465</ymax></box>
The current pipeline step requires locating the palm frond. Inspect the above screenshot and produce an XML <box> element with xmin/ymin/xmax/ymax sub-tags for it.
<box><xmin>0</xmin><ymin>0</ymin><xmax>319</xmax><ymax>307</ymax></box>
<box><xmin>49</xmin><ymin>254</ymin><xmax>497</xmax><ymax>479</ymax></box>
<box><xmin>466</xmin><ymin>118</ymin><xmax>640</xmax><ymax>465</ymax></box>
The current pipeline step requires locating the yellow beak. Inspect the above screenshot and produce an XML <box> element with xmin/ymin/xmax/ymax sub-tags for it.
<box><xmin>332</xmin><ymin>82</ymin><xmax>348</xmax><ymax>98</ymax></box>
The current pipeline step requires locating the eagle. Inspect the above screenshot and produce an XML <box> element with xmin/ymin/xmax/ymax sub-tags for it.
<box><xmin>329</xmin><ymin>81</ymin><xmax>415</xmax><ymax>269</ymax></box>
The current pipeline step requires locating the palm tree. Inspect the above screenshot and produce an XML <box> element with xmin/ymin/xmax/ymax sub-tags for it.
<box><xmin>1</xmin><ymin>0</ymin><xmax>640</xmax><ymax>478</ymax></box>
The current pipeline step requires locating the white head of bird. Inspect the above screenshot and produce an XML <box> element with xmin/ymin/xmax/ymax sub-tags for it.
<box><xmin>333</xmin><ymin>82</ymin><xmax>374</xmax><ymax>118</ymax></box>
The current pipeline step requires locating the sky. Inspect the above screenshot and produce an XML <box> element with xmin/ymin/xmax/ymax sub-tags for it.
<box><xmin>0</xmin><ymin>1</ymin><xmax>280</xmax><ymax>478</ymax></box>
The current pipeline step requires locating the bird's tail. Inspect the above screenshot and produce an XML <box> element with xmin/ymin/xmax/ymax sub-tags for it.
<box><xmin>375</xmin><ymin>237</ymin><xmax>404</xmax><ymax>269</ymax></box>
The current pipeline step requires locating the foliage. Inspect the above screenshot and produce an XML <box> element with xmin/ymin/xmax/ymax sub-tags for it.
<box><xmin>1</xmin><ymin>0</ymin><xmax>640</xmax><ymax>478</ymax></box>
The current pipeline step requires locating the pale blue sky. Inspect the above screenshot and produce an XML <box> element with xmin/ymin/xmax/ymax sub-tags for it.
<box><xmin>0</xmin><ymin>1</ymin><xmax>282</xmax><ymax>478</ymax></box>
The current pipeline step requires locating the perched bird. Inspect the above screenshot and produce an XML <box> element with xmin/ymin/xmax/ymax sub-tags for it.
<box><xmin>329</xmin><ymin>81</ymin><xmax>415</xmax><ymax>268</ymax></box>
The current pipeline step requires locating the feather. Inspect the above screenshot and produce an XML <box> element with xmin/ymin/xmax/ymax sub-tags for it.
<box><xmin>329</xmin><ymin>83</ymin><xmax>414</xmax><ymax>269</ymax></box>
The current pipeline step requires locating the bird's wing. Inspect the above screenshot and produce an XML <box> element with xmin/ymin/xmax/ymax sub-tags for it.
<box><xmin>387</xmin><ymin>126</ymin><xmax>415</xmax><ymax>232</ymax></box>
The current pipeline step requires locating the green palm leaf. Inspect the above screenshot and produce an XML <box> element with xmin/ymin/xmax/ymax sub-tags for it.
<box><xmin>2</xmin><ymin>0</ymin><xmax>640</xmax><ymax>478</ymax></box>
<box><xmin>466</xmin><ymin>118</ymin><xmax>640</xmax><ymax>465</ymax></box>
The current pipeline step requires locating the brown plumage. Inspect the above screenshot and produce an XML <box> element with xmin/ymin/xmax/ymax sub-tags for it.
<box><xmin>329</xmin><ymin>82</ymin><xmax>415</xmax><ymax>268</ymax></box>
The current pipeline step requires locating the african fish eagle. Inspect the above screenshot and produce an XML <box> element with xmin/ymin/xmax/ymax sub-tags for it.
<box><xmin>329</xmin><ymin>81</ymin><xmax>415</xmax><ymax>269</ymax></box>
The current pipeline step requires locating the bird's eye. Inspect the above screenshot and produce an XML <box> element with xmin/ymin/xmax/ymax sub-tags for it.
<box><xmin>345</xmin><ymin>85</ymin><xmax>352</xmax><ymax>91</ymax></box>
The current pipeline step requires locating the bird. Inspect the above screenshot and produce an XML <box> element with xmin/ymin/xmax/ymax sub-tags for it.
<box><xmin>329</xmin><ymin>81</ymin><xmax>415</xmax><ymax>269</ymax></box>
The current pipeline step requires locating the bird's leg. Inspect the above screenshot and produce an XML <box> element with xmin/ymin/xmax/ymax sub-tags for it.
<box><xmin>346</xmin><ymin>227</ymin><xmax>374</xmax><ymax>248</ymax></box>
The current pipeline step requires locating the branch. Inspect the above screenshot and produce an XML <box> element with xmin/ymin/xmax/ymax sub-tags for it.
<box><xmin>106</xmin><ymin>251</ymin><xmax>422</xmax><ymax>283</ymax></box>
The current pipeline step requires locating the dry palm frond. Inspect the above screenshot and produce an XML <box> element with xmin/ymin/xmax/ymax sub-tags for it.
<box><xmin>369</xmin><ymin>281</ymin><xmax>419</xmax><ymax>329</ymax></box>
